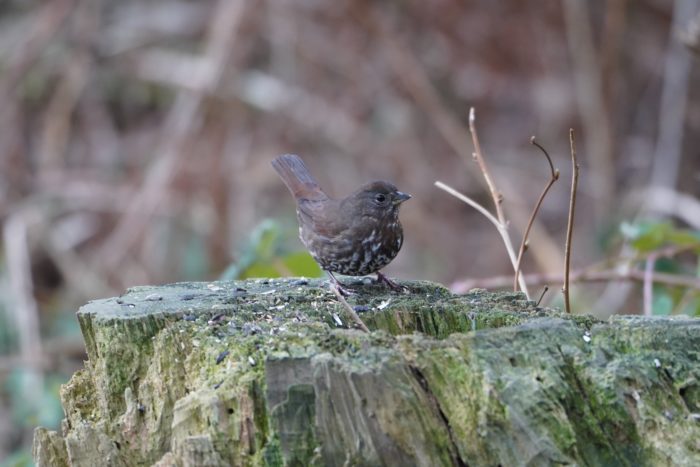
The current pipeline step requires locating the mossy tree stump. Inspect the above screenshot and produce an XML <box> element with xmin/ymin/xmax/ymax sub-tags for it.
<box><xmin>33</xmin><ymin>278</ymin><xmax>700</xmax><ymax>466</ymax></box>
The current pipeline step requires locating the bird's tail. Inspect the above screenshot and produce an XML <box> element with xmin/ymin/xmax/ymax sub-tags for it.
<box><xmin>271</xmin><ymin>154</ymin><xmax>327</xmax><ymax>201</ymax></box>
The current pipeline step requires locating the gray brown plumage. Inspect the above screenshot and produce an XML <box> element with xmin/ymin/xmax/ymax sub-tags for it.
<box><xmin>271</xmin><ymin>154</ymin><xmax>410</xmax><ymax>292</ymax></box>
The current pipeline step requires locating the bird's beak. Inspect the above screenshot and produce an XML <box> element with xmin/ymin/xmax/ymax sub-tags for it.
<box><xmin>393</xmin><ymin>191</ymin><xmax>412</xmax><ymax>205</ymax></box>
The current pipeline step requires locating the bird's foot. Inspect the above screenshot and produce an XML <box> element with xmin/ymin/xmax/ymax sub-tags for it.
<box><xmin>376</xmin><ymin>272</ymin><xmax>408</xmax><ymax>293</ymax></box>
<box><xmin>327</xmin><ymin>271</ymin><xmax>355</xmax><ymax>296</ymax></box>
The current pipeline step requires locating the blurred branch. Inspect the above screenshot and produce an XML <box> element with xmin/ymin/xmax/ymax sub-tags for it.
<box><xmin>97</xmin><ymin>0</ymin><xmax>246</xmax><ymax>277</ymax></box>
<box><xmin>630</xmin><ymin>187</ymin><xmax>700</xmax><ymax>230</ymax></box>
<box><xmin>681</xmin><ymin>9</ymin><xmax>700</xmax><ymax>52</ymax></box>
<box><xmin>643</xmin><ymin>253</ymin><xmax>658</xmax><ymax>317</ymax></box>
<box><xmin>0</xmin><ymin>0</ymin><xmax>75</xmax><ymax>109</ymax></box>
<box><xmin>454</xmin><ymin>240</ymin><xmax>700</xmax><ymax>296</ymax></box>
<box><xmin>649</xmin><ymin>0</ymin><xmax>698</xmax><ymax>191</ymax></box>
<box><xmin>44</xmin><ymin>217</ymin><xmax>113</xmax><ymax>299</ymax></box>
<box><xmin>563</xmin><ymin>0</ymin><xmax>614</xmax><ymax>220</ymax></box>
<box><xmin>2</xmin><ymin>212</ymin><xmax>44</xmax><ymax>392</ymax></box>
<box><xmin>38</xmin><ymin>3</ymin><xmax>94</xmax><ymax>175</ymax></box>
<box><xmin>130</xmin><ymin>56</ymin><xmax>373</xmax><ymax>150</ymax></box>
<box><xmin>370</xmin><ymin>10</ymin><xmax>478</xmax><ymax>185</ymax></box>
<box><xmin>600</xmin><ymin>0</ymin><xmax>627</xmax><ymax>116</ymax></box>
<box><xmin>451</xmin><ymin>268</ymin><xmax>700</xmax><ymax>294</ymax></box>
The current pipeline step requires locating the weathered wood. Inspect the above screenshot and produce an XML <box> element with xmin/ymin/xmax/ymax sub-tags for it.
<box><xmin>33</xmin><ymin>278</ymin><xmax>700</xmax><ymax>466</ymax></box>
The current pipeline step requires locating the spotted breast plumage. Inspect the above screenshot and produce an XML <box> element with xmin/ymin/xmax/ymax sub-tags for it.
<box><xmin>271</xmin><ymin>154</ymin><xmax>410</xmax><ymax>293</ymax></box>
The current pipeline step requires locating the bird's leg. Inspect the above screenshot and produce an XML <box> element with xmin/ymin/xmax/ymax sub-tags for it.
<box><xmin>376</xmin><ymin>271</ymin><xmax>406</xmax><ymax>292</ymax></box>
<box><xmin>327</xmin><ymin>271</ymin><xmax>354</xmax><ymax>296</ymax></box>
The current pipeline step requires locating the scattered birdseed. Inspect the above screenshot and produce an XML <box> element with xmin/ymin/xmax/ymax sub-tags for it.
<box><xmin>216</xmin><ymin>350</ymin><xmax>229</xmax><ymax>364</ymax></box>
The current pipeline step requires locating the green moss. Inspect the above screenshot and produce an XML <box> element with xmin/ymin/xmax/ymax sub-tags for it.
<box><xmin>35</xmin><ymin>279</ymin><xmax>700</xmax><ymax>466</ymax></box>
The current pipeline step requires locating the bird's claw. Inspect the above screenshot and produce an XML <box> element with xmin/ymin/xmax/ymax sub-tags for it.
<box><xmin>331</xmin><ymin>282</ymin><xmax>355</xmax><ymax>297</ymax></box>
<box><xmin>327</xmin><ymin>271</ymin><xmax>355</xmax><ymax>296</ymax></box>
<box><xmin>376</xmin><ymin>272</ymin><xmax>408</xmax><ymax>293</ymax></box>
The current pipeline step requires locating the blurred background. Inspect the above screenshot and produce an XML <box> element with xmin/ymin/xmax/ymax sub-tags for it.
<box><xmin>1</xmin><ymin>0</ymin><xmax>700</xmax><ymax>463</ymax></box>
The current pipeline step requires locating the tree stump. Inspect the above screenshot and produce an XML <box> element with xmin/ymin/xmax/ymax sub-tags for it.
<box><xmin>33</xmin><ymin>278</ymin><xmax>700</xmax><ymax>466</ymax></box>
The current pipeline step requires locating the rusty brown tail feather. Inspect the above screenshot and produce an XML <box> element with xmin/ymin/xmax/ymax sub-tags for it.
<box><xmin>271</xmin><ymin>154</ymin><xmax>327</xmax><ymax>201</ymax></box>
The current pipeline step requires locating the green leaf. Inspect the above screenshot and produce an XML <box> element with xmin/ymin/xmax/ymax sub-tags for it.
<box><xmin>629</xmin><ymin>222</ymin><xmax>671</xmax><ymax>252</ymax></box>
<box><xmin>652</xmin><ymin>292</ymin><xmax>674</xmax><ymax>316</ymax></box>
<box><xmin>667</xmin><ymin>229</ymin><xmax>700</xmax><ymax>248</ymax></box>
<box><xmin>241</xmin><ymin>262</ymin><xmax>282</xmax><ymax>279</ymax></box>
<box><xmin>621</xmin><ymin>220</ymin><xmax>700</xmax><ymax>253</ymax></box>
<box><xmin>282</xmin><ymin>251</ymin><xmax>323</xmax><ymax>277</ymax></box>
<box><xmin>220</xmin><ymin>219</ymin><xmax>323</xmax><ymax>280</ymax></box>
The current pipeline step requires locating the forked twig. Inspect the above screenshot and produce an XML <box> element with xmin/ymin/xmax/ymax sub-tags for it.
<box><xmin>563</xmin><ymin>129</ymin><xmax>580</xmax><ymax>313</ymax></box>
<box><xmin>435</xmin><ymin>181</ymin><xmax>529</xmax><ymax>295</ymax></box>
<box><xmin>513</xmin><ymin>137</ymin><xmax>560</xmax><ymax>291</ymax></box>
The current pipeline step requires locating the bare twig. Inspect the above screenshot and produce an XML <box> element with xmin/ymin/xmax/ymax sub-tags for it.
<box><xmin>330</xmin><ymin>286</ymin><xmax>369</xmax><ymax>333</ymax></box>
<box><xmin>513</xmin><ymin>137</ymin><xmax>560</xmax><ymax>291</ymax></box>
<box><xmin>536</xmin><ymin>286</ymin><xmax>549</xmax><ymax>306</ymax></box>
<box><xmin>563</xmin><ymin>129</ymin><xmax>580</xmax><ymax>313</ymax></box>
<box><xmin>435</xmin><ymin>181</ymin><xmax>529</xmax><ymax>295</ymax></box>
<box><xmin>468</xmin><ymin>107</ymin><xmax>506</xmax><ymax>224</ymax></box>
<box><xmin>451</xmin><ymin>269</ymin><xmax>700</xmax><ymax>294</ymax></box>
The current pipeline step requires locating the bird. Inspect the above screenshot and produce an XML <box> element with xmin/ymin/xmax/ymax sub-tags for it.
<box><xmin>271</xmin><ymin>154</ymin><xmax>411</xmax><ymax>294</ymax></box>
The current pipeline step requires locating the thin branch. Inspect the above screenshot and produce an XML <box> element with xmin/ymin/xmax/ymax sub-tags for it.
<box><xmin>469</xmin><ymin>108</ymin><xmax>506</xmax><ymax>226</ymax></box>
<box><xmin>536</xmin><ymin>286</ymin><xmax>549</xmax><ymax>306</ymax></box>
<box><xmin>563</xmin><ymin>129</ymin><xmax>580</xmax><ymax>313</ymax></box>
<box><xmin>331</xmin><ymin>286</ymin><xmax>369</xmax><ymax>333</ymax></box>
<box><xmin>435</xmin><ymin>181</ymin><xmax>501</xmax><ymax>228</ymax></box>
<box><xmin>451</xmin><ymin>269</ymin><xmax>700</xmax><ymax>294</ymax></box>
<box><xmin>435</xmin><ymin>181</ymin><xmax>529</xmax><ymax>295</ymax></box>
<box><xmin>513</xmin><ymin>137</ymin><xmax>560</xmax><ymax>291</ymax></box>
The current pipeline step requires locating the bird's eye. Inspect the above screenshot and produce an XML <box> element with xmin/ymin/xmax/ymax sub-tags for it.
<box><xmin>374</xmin><ymin>193</ymin><xmax>387</xmax><ymax>204</ymax></box>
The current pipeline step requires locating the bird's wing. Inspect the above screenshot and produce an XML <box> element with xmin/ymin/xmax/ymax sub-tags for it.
<box><xmin>297</xmin><ymin>199</ymin><xmax>350</xmax><ymax>239</ymax></box>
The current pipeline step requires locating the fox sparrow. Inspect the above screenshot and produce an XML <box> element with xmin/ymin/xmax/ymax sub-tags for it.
<box><xmin>271</xmin><ymin>154</ymin><xmax>411</xmax><ymax>293</ymax></box>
